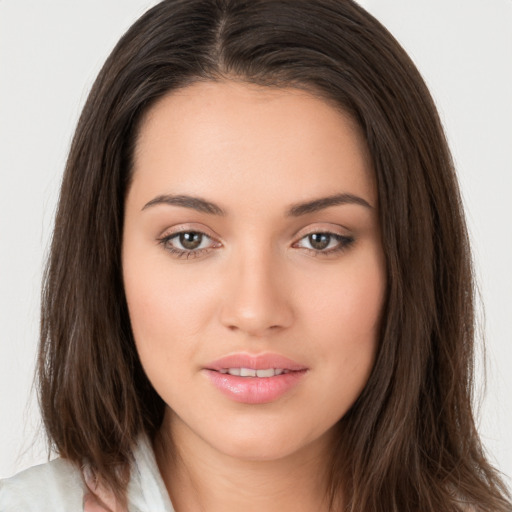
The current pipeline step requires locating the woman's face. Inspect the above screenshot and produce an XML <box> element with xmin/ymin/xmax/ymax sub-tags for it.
<box><xmin>122</xmin><ymin>81</ymin><xmax>386</xmax><ymax>462</ymax></box>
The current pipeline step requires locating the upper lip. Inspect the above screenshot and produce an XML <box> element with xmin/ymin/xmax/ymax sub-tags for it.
<box><xmin>205</xmin><ymin>353</ymin><xmax>308</xmax><ymax>372</ymax></box>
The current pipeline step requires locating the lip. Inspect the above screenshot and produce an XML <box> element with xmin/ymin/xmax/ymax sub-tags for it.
<box><xmin>205</xmin><ymin>353</ymin><xmax>308</xmax><ymax>372</ymax></box>
<box><xmin>203</xmin><ymin>353</ymin><xmax>308</xmax><ymax>404</ymax></box>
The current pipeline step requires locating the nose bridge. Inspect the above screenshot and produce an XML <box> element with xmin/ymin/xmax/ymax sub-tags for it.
<box><xmin>219</xmin><ymin>239</ymin><xmax>293</xmax><ymax>336</ymax></box>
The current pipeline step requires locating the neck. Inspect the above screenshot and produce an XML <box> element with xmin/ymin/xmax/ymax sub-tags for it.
<box><xmin>154</xmin><ymin>413</ymin><xmax>337</xmax><ymax>512</ymax></box>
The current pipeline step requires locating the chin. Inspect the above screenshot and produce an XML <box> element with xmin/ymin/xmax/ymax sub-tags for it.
<box><xmin>202</xmin><ymin>415</ymin><xmax>335</xmax><ymax>464</ymax></box>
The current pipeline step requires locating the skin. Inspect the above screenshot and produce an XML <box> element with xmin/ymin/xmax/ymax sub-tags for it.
<box><xmin>122</xmin><ymin>80</ymin><xmax>386</xmax><ymax>511</ymax></box>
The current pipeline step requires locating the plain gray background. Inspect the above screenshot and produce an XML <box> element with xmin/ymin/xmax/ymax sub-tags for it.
<box><xmin>1</xmin><ymin>0</ymin><xmax>511</xmax><ymax>482</ymax></box>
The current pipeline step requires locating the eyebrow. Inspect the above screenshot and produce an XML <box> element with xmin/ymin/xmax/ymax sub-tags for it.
<box><xmin>286</xmin><ymin>193</ymin><xmax>373</xmax><ymax>216</ymax></box>
<box><xmin>142</xmin><ymin>194</ymin><xmax>226</xmax><ymax>215</ymax></box>
<box><xmin>141</xmin><ymin>192</ymin><xmax>373</xmax><ymax>216</ymax></box>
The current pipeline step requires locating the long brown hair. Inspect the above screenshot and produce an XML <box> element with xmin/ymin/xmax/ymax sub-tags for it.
<box><xmin>38</xmin><ymin>0</ymin><xmax>511</xmax><ymax>510</ymax></box>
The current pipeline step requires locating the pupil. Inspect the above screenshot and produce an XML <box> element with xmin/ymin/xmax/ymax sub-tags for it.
<box><xmin>309</xmin><ymin>233</ymin><xmax>330</xmax><ymax>250</ymax></box>
<box><xmin>180</xmin><ymin>232</ymin><xmax>202</xmax><ymax>250</ymax></box>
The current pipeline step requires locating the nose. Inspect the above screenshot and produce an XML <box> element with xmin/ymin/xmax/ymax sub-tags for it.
<box><xmin>219</xmin><ymin>248</ymin><xmax>294</xmax><ymax>337</ymax></box>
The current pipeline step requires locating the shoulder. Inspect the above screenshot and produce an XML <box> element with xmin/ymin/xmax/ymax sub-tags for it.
<box><xmin>0</xmin><ymin>457</ymin><xmax>86</xmax><ymax>512</ymax></box>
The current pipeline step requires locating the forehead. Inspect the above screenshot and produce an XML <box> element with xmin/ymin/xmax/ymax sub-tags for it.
<box><xmin>130</xmin><ymin>80</ymin><xmax>376</xmax><ymax>212</ymax></box>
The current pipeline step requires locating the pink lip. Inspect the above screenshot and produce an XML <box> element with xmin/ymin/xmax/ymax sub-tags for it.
<box><xmin>203</xmin><ymin>353</ymin><xmax>308</xmax><ymax>405</ymax></box>
<box><xmin>205</xmin><ymin>353</ymin><xmax>307</xmax><ymax>372</ymax></box>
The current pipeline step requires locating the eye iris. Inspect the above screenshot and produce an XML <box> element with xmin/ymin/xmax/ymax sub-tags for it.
<box><xmin>179</xmin><ymin>232</ymin><xmax>202</xmax><ymax>250</ymax></box>
<box><xmin>309</xmin><ymin>233</ymin><xmax>331</xmax><ymax>250</ymax></box>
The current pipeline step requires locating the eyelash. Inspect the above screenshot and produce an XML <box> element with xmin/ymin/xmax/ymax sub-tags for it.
<box><xmin>293</xmin><ymin>232</ymin><xmax>355</xmax><ymax>256</ymax></box>
<box><xmin>157</xmin><ymin>230</ymin><xmax>355</xmax><ymax>259</ymax></box>
<box><xmin>157</xmin><ymin>231</ymin><xmax>220</xmax><ymax>259</ymax></box>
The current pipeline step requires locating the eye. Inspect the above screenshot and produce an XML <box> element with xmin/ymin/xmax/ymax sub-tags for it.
<box><xmin>158</xmin><ymin>230</ymin><xmax>221</xmax><ymax>258</ymax></box>
<box><xmin>174</xmin><ymin>232</ymin><xmax>208</xmax><ymax>250</ymax></box>
<box><xmin>294</xmin><ymin>232</ymin><xmax>354</xmax><ymax>254</ymax></box>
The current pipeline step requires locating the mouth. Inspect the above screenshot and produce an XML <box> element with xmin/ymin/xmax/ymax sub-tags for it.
<box><xmin>205</xmin><ymin>352</ymin><xmax>307</xmax><ymax>373</ymax></box>
<box><xmin>203</xmin><ymin>353</ymin><xmax>308</xmax><ymax>404</ymax></box>
<box><xmin>216</xmin><ymin>368</ymin><xmax>291</xmax><ymax>377</ymax></box>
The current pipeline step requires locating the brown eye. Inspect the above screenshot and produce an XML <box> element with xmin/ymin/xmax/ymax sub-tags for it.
<box><xmin>179</xmin><ymin>232</ymin><xmax>203</xmax><ymax>250</ymax></box>
<box><xmin>295</xmin><ymin>231</ymin><xmax>354</xmax><ymax>254</ymax></box>
<box><xmin>160</xmin><ymin>230</ymin><xmax>218</xmax><ymax>255</ymax></box>
<box><xmin>308</xmin><ymin>233</ymin><xmax>331</xmax><ymax>250</ymax></box>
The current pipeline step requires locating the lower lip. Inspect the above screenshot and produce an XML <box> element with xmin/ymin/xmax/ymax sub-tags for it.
<box><xmin>204</xmin><ymin>370</ymin><xmax>307</xmax><ymax>404</ymax></box>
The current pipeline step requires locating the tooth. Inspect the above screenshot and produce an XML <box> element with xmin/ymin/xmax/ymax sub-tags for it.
<box><xmin>240</xmin><ymin>368</ymin><xmax>256</xmax><ymax>377</ymax></box>
<box><xmin>256</xmin><ymin>368</ymin><xmax>275</xmax><ymax>378</ymax></box>
<box><xmin>223</xmin><ymin>368</ymin><xmax>288</xmax><ymax>378</ymax></box>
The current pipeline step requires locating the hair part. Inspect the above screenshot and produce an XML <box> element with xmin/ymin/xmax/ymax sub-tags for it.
<box><xmin>38</xmin><ymin>1</ymin><xmax>511</xmax><ymax>510</ymax></box>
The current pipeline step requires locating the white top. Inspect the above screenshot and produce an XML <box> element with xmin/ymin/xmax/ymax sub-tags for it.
<box><xmin>0</xmin><ymin>435</ymin><xmax>175</xmax><ymax>511</ymax></box>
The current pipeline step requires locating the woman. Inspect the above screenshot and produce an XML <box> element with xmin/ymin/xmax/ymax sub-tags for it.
<box><xmin>1</xmin><ymin>0</ymin><xmax>510</xmax><ymax>510</ymax></box>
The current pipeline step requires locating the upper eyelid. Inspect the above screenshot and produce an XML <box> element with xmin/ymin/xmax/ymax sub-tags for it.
<box><xmin>293</xmin><ymin>232</ymin><xmax>352</xmax><ymax>247</ymax></box>
<box><xmin>160</xmin><ymin>230</ymin><xmax>220</xmax><ymax>248</ymax></box>
<box><xmin>158</xmin><ymin>223</ymin><xmax>220</xmax><ymax>240</ymax></box>
<box><xmin>292</xmin><ymin>223</ymin><xmax>351</xmax><ymax>240</ymax></box>
<box><xmin>157</xmin><ymin>223</ymin><xmax>352</xmax><ymax>247</ymax></box>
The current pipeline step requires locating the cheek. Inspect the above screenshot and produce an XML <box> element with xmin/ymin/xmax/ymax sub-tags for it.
<box><xmin>298</xmin><ymin>252</ymin><xmax>385</xmax><ymax>343</ymax></box>
<box><xmin>122</xmin><ymin>260</ymin><xmax>219</xmax><ymax>404</ymax></box>
<box><xmin>123</xmin><ymin>253</ymin><xmax>219</xmax><ymax>347</ymax></box>
<box><xmin>296</xmin><ymin>248</ymin><xmax>385</xmax><ymax>392</ymax></box>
